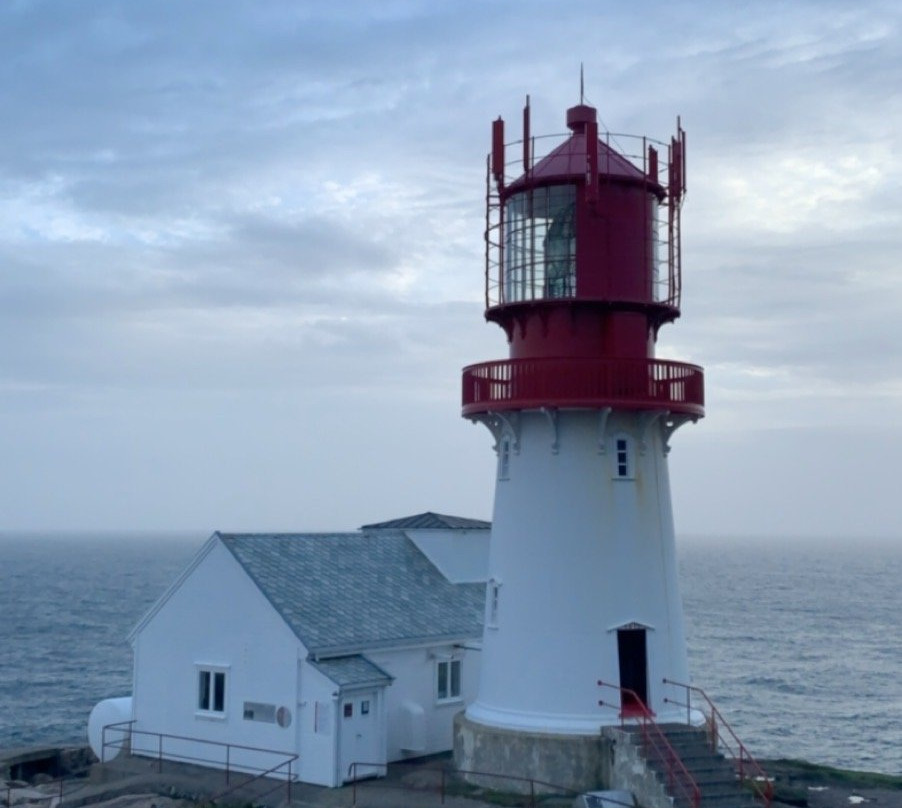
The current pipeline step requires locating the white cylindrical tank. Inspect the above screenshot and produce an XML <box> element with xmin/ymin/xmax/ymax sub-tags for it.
<box><xmin>88</xmin><ymin>696</ymin><xmax>133</xmax><ymax>761</ymax></box>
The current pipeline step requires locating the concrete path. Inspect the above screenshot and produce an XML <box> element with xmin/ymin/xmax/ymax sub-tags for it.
<box><xmin>38</xmin><ymin>752</ymin><xmax>564</xmax><ymax>808</ymax></box>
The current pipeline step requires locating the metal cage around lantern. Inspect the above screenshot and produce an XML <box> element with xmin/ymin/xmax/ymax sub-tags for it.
<box><xmin>485</xmin><ymin>127</ymin><xmax>686</xmax><ymax>315</ymax></box>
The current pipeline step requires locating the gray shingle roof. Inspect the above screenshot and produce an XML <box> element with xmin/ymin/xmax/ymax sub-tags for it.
<box><xmin>310</xmin><ymin>655</ymin><xmax>393</xmax><ymax>687</ymax></box>
<box><xmin>218</xmin><ymin>530</ymin><xmax>485</xmax><ymax>656</ymax></box>
<box><xmin>361</xmin><ymin>512</ymin><xmax>491</xmax><ymax>531</ymax></box>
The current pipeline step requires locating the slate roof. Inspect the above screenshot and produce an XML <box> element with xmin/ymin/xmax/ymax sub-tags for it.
<box><xmin>310</xmin><ymin>655</ymin><xmax>393</xmax><ymax>688</ymax></box>
<box><xmin>218</xmin><ymin>530</ymin><xmax>485</xmax><ymax>657</ymax></box>
<box><xmin>361</xmin><ymin>512</ymin><xmax>491</xmax><ymax>531</ymax></box>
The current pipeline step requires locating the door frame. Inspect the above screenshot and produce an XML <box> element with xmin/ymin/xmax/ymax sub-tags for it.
<box><xmin>615</xmin><ymin>622</ymin><xmax>652</xmax><ymax>717</ymax></box>
<box><xmin>337</xmin><ymin>687</ymin><xmax>387</xmax><ymax>783</ymax></box>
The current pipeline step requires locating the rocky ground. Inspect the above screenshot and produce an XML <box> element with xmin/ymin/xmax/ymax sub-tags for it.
<box><xmin>3</xmin><ymin>749</ymin><xmax>901</xmax><ymax>808</ymax></box>
<box><xmin>765</xmin><ymin>759</ymin><xmax>902</xmax><ymax>808</ymax></box>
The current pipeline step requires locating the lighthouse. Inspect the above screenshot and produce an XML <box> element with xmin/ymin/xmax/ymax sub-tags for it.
<box><xmin>454</xmin><ymin>95</ymin><xmax>705</xmax><ymax>786</ymax></box>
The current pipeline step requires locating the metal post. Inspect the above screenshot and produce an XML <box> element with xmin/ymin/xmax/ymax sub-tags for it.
<box><xmin>225</xmin><ymin>745</ymin><xmax>230</xmax><ymax>786</ymax></box>
<box><xmin>157</xmin><ymin>734</ymin><xmax>163</xmax><ymax>773</ymax></box>
<box><xmin>287</xmin><ymin>759</ymin><xmax>292</xmax><ymax>804</ymax></box>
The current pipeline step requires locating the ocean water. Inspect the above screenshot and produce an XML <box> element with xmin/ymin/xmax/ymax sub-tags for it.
<box><xmin>680</xmin><ymin>537</ymin><xmax>902</xmax><ymax>775</ymax></box>
<box><xmin>0</xmin><ymin>532</ymin><xmax>201</xmax><ymax>752</ymax></box>
<box><xmin>0</xmin><ymin>532</ymin><xmax>899</xmax><ymax>775</ymax></box>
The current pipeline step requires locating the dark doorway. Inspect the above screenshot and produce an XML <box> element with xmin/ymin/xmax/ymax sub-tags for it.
<box><xmin>617</xmin><ymin>628</ymin><xmax>649</xmax><ymax>716</ymax></box>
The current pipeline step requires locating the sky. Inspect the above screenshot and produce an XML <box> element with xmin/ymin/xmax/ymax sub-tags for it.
<box><xmin>1</xmin><ymin>0</ymin><xmax>900</xmax><ymax>540</ymax></box>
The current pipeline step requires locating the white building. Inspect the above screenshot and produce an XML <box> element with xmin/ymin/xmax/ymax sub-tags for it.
<box><xmin>91</xmin><ymin>513</ymin><xmax>489</xmax><ymax>787</ymax></box>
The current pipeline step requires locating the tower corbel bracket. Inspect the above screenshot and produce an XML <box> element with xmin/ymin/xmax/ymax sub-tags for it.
<box><xmin>637</xmin><ymin>410</ymin><xmax>667</xmax><ymax>456</ymax></box>
<box><xmin>540</xmin><ymin>407</ymin><xmax>559</xmax><ymax>454</ymax></box>
<box><xmin>662</xmin><ymin>413</ymin><xmax>698</xmax><ymax>455</ymax></box>
<box><xmin>469</xmin><ymin>411</ymin><xmax>521</xmax><ymax>454</ymax></box>
<box><xmin>596</xmin><ymin>407</ymin><xmax>612</xmax><ymax>453</ymax></box>
<box><xmin>494</xmin><ymin>411</ymin><xmax>521</xmax><ymax>454</ymax></box>
<box><xmin>469</xmin><ymin>413</ymin><xmax>504</xmax><ymax>452</ymax></box>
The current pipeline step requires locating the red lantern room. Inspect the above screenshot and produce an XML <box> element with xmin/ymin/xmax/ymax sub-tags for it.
<box><xmin>462</xmin><ymin>99</ymin><xmax>704</xmax><ymax>419</ymax></box>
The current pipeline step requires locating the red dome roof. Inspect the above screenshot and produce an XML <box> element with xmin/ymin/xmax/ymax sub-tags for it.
<box><xmin>507</xmin><ymin>104</ymin><xmax>648</xmax><ymax>191</ymax></box>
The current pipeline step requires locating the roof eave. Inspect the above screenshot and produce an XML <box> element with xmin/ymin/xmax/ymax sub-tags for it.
<box><xmin>309</xmin><ymin>631</ymin><xmax>483</xmax><ymax>661</ymax></box>
<box><xmin>127</xmin><ymin>532</ymin><xmax>221</xmax><ymax>644</ymax></box>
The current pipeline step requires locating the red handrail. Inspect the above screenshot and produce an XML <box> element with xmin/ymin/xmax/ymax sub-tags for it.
<box><xmin>598</xmin><ymin>680</ymin><xmax>700</xmax><ymax>808</ymax></box>
<box><xmin>461</xmin><ymin>356</ymin><xmax>704</xmax><ymax>417</ymax></box>
<box><xmin>662</xmin><ymin>679</ymin><xmax>773</xmax><ymax>807</ymax></box>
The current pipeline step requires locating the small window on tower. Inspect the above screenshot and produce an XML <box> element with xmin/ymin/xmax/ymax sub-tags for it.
<box><xmin>488</xmin><ymin>578</ymin><xmax>501</xmax><ymax>627</ymax></box>
<box><xmin>498</xmin><ymin>435</ymin><xmax>511</xmax><ymax>481</ymax></box>
<box><xmin>614</xmin><ymin>436</ymin><xmax>633</xmax><ymax>479</ymax></box>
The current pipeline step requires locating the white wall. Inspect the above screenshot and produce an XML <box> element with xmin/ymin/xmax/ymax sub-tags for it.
<box><xmin>131</xmin><ymin>539</ymin><xmax>303</xmax><ymax>777</ymax></box>
<box><xmin>468</xmin><ymin>409</ymin><xmax>690</xmax><ymax>733</ymax></box>
<box><xmin>129</xmin><ymin>536</ymin><xmax>484</xmax><ymax>786</ymax></box>
<box><xmin>368</xmin><ymin>643</ymin><xmax>480</xmax><ymax>761</ymax></box>
<box><xmin>295</xmin><ymin>661</ymin><xmax>342</xmax><ymax>787</ymax></box>
<box><xmin>404</xmin><ymin>529</ymin><xmax>490</xmax><ymax>583</ymax></box>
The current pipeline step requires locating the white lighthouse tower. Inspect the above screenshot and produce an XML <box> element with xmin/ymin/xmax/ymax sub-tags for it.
<box><xmin>454</xmin><ymin>95</ymin><xmax>704</xmax><ymax>786</ymax></box>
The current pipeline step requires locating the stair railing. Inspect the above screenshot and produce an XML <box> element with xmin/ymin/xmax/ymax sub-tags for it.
<box><xmin>598</xmin><ymin>680</ymin><xmax>701</xmax><ymax>808</ymax></box>
<box><xmin>662</xmin><ymin>678</ymin><xmax>773</xmax><ymax>807</ymax></box>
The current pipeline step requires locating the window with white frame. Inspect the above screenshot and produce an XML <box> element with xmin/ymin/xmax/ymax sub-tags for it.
<box><xmin>436</xmin><ymin>658</ymin><xmax>462</xmax><ymax>703</ymax></box>
<box><xmin>614</xmin><ymin>436</ymin><xmax>633</xmax><ymax>479</ymax></box>
<box><xmin>197</xmin><ymin>667</ymin><xmax>227</xmax><ymax>715</ymax></box>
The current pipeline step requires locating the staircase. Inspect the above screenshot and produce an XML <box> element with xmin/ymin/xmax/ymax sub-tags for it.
<box><xmin>598</xmin><ymin>680</ymin><xmax>772</xmax><ymax>808</ymax></box>
<box><xmin>629</xmin><ymin>723</ymin><xmax>760</xmax><ymax>808</ymax></box>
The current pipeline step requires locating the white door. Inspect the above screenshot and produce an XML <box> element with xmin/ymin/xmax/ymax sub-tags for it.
<box><xmin>339</xmin><ymin>691</ymin><xmax>383</xmax><ymax>782</ymax></box>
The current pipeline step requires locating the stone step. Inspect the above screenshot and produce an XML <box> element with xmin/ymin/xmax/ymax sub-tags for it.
<box><xmin>620</xmin><ymin>721</ymin><xmax>765</xmax><ymax>808</ymax></box>
<box><xmin>644</xmin><ymin>751</ymin><xmax>732</xmax><ymax>777</ymax></box>
<box><xmin>674</xmin><ymin>792</ymin><xmax>758</xmax><ymax>808</ymax></box>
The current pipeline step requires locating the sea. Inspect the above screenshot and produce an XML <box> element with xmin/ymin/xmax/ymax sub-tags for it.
<box><xmin>0</xmin><ymin>532</ymin><xmax>899</xmax><ymax>775</ymax></box>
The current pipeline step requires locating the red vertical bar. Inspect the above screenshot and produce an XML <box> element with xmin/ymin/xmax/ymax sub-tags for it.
<box><xmin>669</xmin><ymin>137</ymin><xmax>678</xmax><ymax>195</ymax></box>
<box><xmin>680</xmin><ymin>127</ymin><xmax>687</xmax><ymax>194</ymax></box>
<box><xmin>585</xmin><ymin>119</ymin><xmax>598</xmax><ymax>203</ymax></box>
<box><xmin>491</xmin><ymin>117</ymin><xmax>505</xmax><ymax>187</ymax></box>
<box><xmin>486</xmin><ymin>155</ymin><xmax>497</xmax><ymax>308</ymax></box>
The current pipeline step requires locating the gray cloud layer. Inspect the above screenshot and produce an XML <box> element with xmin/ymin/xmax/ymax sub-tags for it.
<box><xmin>2</xmin><ymin>0</ymin><xmax>900</xmax><ymax>537</ymax></box>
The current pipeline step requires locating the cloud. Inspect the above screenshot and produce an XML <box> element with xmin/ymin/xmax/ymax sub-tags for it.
<box><xmin>1</xmin><ymin>0</ymin><xmax>900</xmax><ymax>532</ymax></box>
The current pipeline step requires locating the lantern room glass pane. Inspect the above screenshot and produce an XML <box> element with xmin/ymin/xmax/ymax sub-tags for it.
<box><xmin>503</xmin><ymin>184</ymin><xmax>575</xmax><ymax>303</ymax></box>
